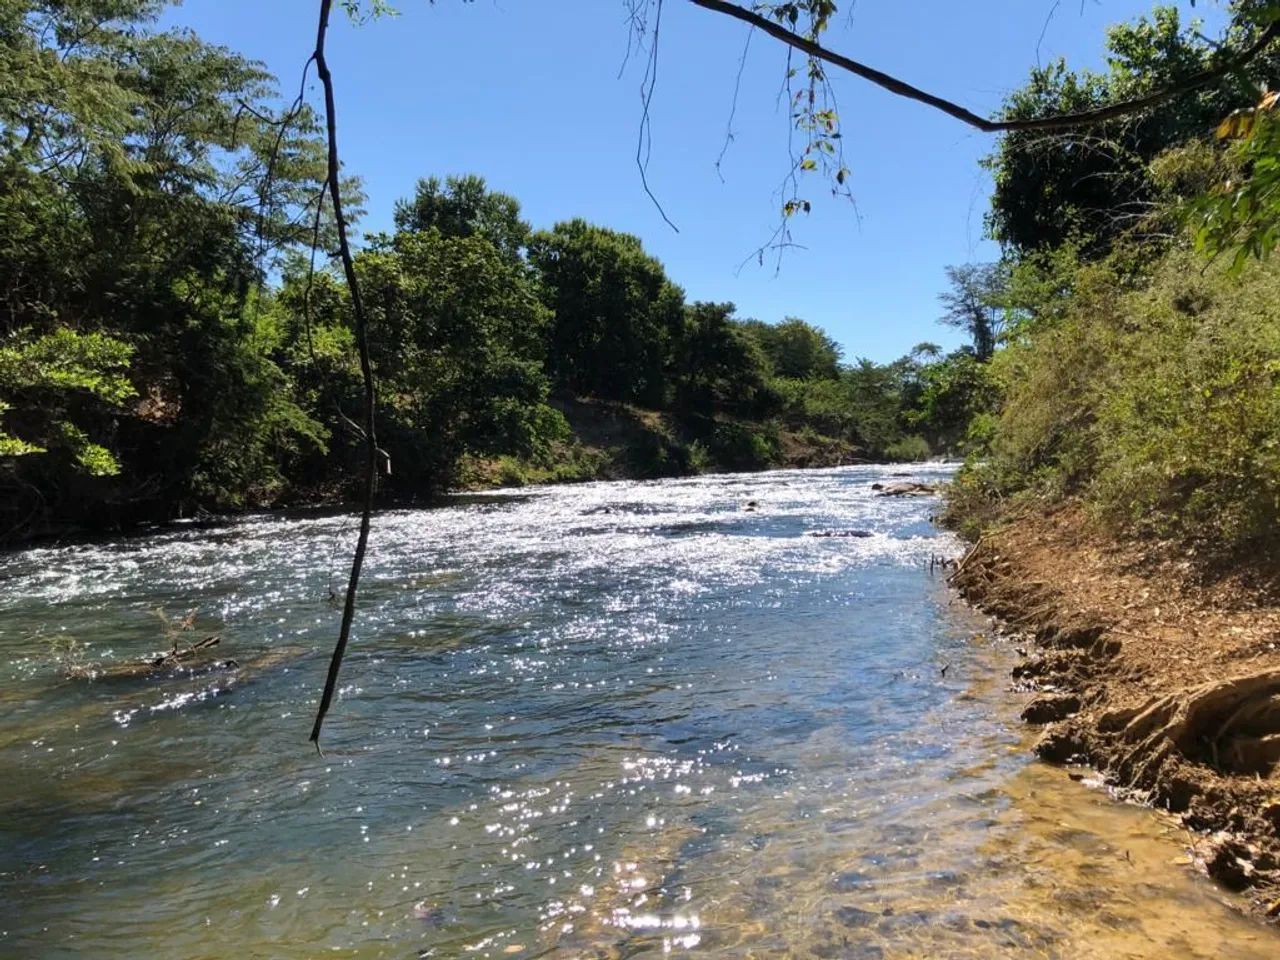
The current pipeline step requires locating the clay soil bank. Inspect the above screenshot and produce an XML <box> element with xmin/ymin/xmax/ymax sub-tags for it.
<box><xmin>949</xmin><ymin>502</ymin><xmax>1280</xmax><ymax>917</ymax></box>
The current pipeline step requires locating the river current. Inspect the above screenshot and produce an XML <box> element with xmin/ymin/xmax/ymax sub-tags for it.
<box><xmin>0</xmin><ymin>465</ymin><xmax>1274</xmax><ymax>958</ymax></box>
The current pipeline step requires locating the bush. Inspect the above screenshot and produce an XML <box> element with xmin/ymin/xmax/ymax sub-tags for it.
<box><xmin>960</xmin><ymin>245</ymin><xmax>1280</xmax><ymax>557</ymax></box>
<box><xmin>497</xmin><ymin>457</ymin><xmax>530</xmax><ymax>487</ymax></box>
<box><xmin>884</xmin><ymin>435</ymin><xmax>932</xmax><ymax>462</ymax></box>
<box><xmin>707</xmin><ymin>422</ymin><xmax>780</xmax><ymax>471</ymax></box>
<box><xmin>686</xmin><ymin>439</ymin><xmax>712</xmax><ymax>474</ymax></box>
<box><xmin>1088</xmin><ymin>252</ymin><xmax>1280</xmax><ymax>549</ymax></box>
<box><xmin>541</xmin><ymin>444</ymin><xmax>611</xmax><ymax>483</ymax></box>
<box><xmin>940</xmin><ymin>465</ymin><xmax>1007</xmax><ymax>542</ymax></box>
<box><xmin>626</xmin><ymin>428</ymin><xmax>691</xmax><ymax>478</ymax></box>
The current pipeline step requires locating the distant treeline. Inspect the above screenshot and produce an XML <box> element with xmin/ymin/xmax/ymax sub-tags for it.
<box><xmin>0</xmin><ymin>2</ymin><xmax>993</xmax><ymax>540</ymax></box>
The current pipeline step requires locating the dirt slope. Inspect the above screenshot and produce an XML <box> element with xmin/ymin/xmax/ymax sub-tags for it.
<box><xmin>949</xmin><ymin>502</ymin><xmax>1280</xmax><ymax>916</ymax></box>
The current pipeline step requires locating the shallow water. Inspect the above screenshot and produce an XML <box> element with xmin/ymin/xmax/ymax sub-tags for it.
<box><xmin>0</xmin><ymin>465</ymin><xmax>1272</xmax><ymax>958</ymax></box>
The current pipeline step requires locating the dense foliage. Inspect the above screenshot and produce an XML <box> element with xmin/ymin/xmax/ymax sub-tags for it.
<box><xmin>985</xmin><ymin>5</ymin><xmax>1280</xmax><ymax>256</ymax></box>
<box><xmin>530</xmin><ymin>219</ymin><xmax>685</xmax><ymax>408</ymax></box>
<box><xmin>0</xmin><ymin>0</ymin><xmax>332</xmax><ymax>535</ymax></box>
<box><xmin>949</xmin><ymin>1</ymin><xmax>1280</xmax><ymax>564</ymax></box>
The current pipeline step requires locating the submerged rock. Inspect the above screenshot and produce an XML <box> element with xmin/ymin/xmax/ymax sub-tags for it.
<box><xmin>831</xmin><ymin>870</ymin><xmax>875</xmax><ymax>891</ymax></box>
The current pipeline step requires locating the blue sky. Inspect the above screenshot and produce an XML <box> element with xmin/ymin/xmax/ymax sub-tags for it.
<box><xmin>166</xmin><ymin>0</ymin><xmax>1220</xmax><ymax>362</ymax></box>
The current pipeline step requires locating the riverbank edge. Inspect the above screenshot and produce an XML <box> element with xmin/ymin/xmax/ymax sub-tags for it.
<box><xmin>945</xmin><ymin>503</ymin><xmax>1280</xmax><ymax>919</ymax></box>
<box><xmin>452</xmin><ymin>395</ymin><xmax>880</xmax><ymax>492</ymax></box>
<box><xmin>453</xmin><ymin>435</ymin><xmax>871</xmax><ymax>492</ymax></box>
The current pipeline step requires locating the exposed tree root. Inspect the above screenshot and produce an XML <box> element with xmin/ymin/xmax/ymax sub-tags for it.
<box><xmin>1113</xmin><ymin>670</ymin><xmax>1280</xmax><ymax>782</ymax></box>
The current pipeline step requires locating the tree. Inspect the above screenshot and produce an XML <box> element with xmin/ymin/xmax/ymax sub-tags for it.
<box><xmin>985</xmin><ymin>7</ymin><xmax>1280</xmax><ymax>255</ymax></box>
<box><xmin>1190</xmin><ymin>90</ymin><xmax>1280</xmax><ymax>266</ymax></box>
<box><xmin>0</xmin><ymin>0</ymin><xmax>329</xmax><ymax>536</ymax></box>
<box><xmin>938</xmin><ymin>264</ymin><xmax>1008</xmax><ymax>361</ymax></box>
<box><xmin>907</xmin><ymin>350</ymin><xmax>997</xmax><ymax>454</ymax></box>
<box><xmin>910</xmin><ymin>342</ymin><xmax>943</xmax><ymax>361</ymax></box>
<box><xmin>529</xmin><ymin>219</ymin><xmax>685</xmax><ymax>407</ymax></box>
<box><xmin>393</xmin><ymin>174</ymin><xmax>530</xmax><ymax>263</ymax></box>
<box><xmin>0</xmin><ymin>330</ymin><xmax>135</xmax><ymax>474</ymax></box>
<box><xmin>673</xmin><ymin>302</ymin><xmax>776</xmax><ymax>416</ymax></box>
<box><xmin>841</xmin><ymin>358</ymin><xmax>909</xmax><ymax>455</ymax></box>
<box><xmin>740</xmin><ymin>317</ymin><xmax>842</xmax><ymax>380</ymax></box>
<box><xmin>346</xmin><ymin>225</ymin><xmax>563</xmax><ymax>492</ymax></box>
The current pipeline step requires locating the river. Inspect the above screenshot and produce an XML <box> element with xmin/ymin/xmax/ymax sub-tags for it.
<box><xmin>0</xmin><ymin>465</ymin><xmax>1274</xmax><ymax>958</ymax></box>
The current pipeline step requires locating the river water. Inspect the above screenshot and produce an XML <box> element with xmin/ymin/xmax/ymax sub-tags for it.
<box><xmin>0</xmin><ymin>465</ymin><xmax>1274</xmax><ymax>959</ymax></box>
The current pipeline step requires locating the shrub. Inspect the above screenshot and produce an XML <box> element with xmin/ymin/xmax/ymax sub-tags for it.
<box><xmin>960</xmin><ymin>244</ymin><xmax>1280</xmax><ymax>558</ymax></box>
<box><xmin>496</xmin><ymin>457</ymin><xmax>529</xmax><ymax>487</ymax></box>
<box><xmin>626</xmin><ymin>429</ymin><xmax>690</xmax><ymax>478</ymax></box>
<box><xmin>708</xmin><ymin>422</ymin><xmax>780</xmax><ymax>471</ymax></box>
<box><xmin>884</xmin><ymin>435</ymin><xmax>932</xmax><ymax>462</ymax></box>
<box><xmin>686</xmin><ymin>439</ymin><xmax>712</xmax><ymax>474</ymax></box>
<box><xmin>1088</xmin><ymin>251</ymin><xmax>1280</xmax><ymax>548</ymax></box>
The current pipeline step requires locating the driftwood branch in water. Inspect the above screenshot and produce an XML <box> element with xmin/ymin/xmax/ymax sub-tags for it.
<box><xmin>151</xmin><ymin>635</ymin><xmax>221</xmax><ymax>667</ymax></box>
<box><xmin>688</xmin><ymin>0</ymin><xmax>1280</xmax><ymax>134</ymax></box>
<box><xmin>67</xmin><ymin>636</ymin><xmax>224</xmax><ymax>680</ymax></box>
<box><xmin>309</xmin><ymin>0</ymin><xmax>380</xmax><ymax>748</ymax></box>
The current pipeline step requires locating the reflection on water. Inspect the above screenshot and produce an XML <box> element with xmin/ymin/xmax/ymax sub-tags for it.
<box><xmin>0</xmin><ymin>465</ymin><xmax>1272</xmax><ymax>958</ymax></box>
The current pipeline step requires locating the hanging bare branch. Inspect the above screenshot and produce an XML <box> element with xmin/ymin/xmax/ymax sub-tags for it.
<box><xmin>687</xmin><ymin>0</ymin><xmax>1280</xmax><ymax>134</ymax></box>
<box><xmin>636</xmin><ymin>0</ymin><xmax>680</xmax><ymax>231</ymax></box>
<box><xmin>715</xmin><ymin>23</ymin><xmax>754</xmax><ymax>181</ymax></box>
<box><xmin>309</xmin><ymin>0</ymin><xmax>380</xmax><ymax>749</ymax></box>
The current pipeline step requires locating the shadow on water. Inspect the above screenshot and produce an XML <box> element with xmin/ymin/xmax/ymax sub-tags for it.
<box><xmin>0</xmin><ymin>464</ymin><xmax>1275</xmax><ymax>958</ymax></box>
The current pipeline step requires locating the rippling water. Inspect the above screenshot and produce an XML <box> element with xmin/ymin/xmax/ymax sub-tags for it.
<box><xmin>0</xmin><ymin>465</ymin><xmax>1274</xmax><ymax>958</ymax></box>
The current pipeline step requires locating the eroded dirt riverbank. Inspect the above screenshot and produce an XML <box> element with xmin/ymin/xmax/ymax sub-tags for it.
<box><xmin>950</xmin><ymin>501</ymin><xmax>1280</xmax><ymax>918</ymax></box>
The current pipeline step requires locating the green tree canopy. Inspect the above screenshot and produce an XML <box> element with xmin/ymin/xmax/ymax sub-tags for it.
<box><xmin>673</xmin><ymin>302</ymin><xmax>776</xmax><ymax>417</ymax></box>
<box><xmin>393</xmin><ymin>174</ymin><xmax>531</xmax><ymax>263</ymax></box>
<box><xmin>739</xmin><ymin>317</ymin><xmax>842</xmax><ymax>380</ymax></box>
<box><xmin>338</xmin><ymin>220</ymin><xmax>564</xmax><ymax>495</ymax></box>
<box><xmin>985</xmin><ymin>6</ymin><xmax>1279</xmax><ymax>255</ymax></box>
<box><xmin>529</xmin><ymin>219</ymin><xmax>685</xmax><ymax>407</ymax></box>
<box><xmin>0</xmin><ymin>0</ymin><xmax>329</xmax><ymax>532</ymax></box>
<box><xmin>938</xmin><ymin>263</ymin><xmax>1009</xmax><ymax>361</ymax></box>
